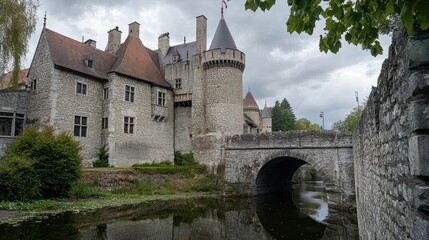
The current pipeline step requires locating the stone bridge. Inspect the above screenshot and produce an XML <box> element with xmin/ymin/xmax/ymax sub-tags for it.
<box><xmin>223</xmin><ymin>130</ymin><xmax>355</xmax><ymax>207</ymax></box>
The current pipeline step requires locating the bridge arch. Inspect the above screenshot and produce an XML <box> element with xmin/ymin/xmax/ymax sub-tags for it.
<box><xmin>223</xmin><ymin>131</ymin><xmax>354</xmax><ymax>207</ymax></box>
<box><xmin>255</xmin><ymin>149</ymin><xmax>336</xmax><ymax>195</ymax></box>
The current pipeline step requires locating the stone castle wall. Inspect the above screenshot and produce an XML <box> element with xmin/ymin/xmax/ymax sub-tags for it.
<box><xmin>54</xmin><ymin>70</ymin><xmax>104</xmax><ymax>162</ymax></box>
<box><xmin>28</xmin><ymin>32</ymin><xmax>55</xmax><ymax>128</ymax></box>
<box><xmin>174</xmin><ymin>106</ymin><xmax>192</xmax><ymax>153</ymax></box>
<box><xmin>204</xmin><ymin>66</ymin><xmax>243</xmax><ymax>136</ymax></box>
<box><xmin>107</xmin><ymin>74</ymin><xmax>174</xmax><ymax>167</ymax></box>
<box><xmin>163</xmin><ymin>61</ymin><xmax>193</xmax><ymax>94</ymax></box>
<box><xmin>353</xmin><ymin>27</ymin><xmax>429</xmax><ymax>239</ymax></box>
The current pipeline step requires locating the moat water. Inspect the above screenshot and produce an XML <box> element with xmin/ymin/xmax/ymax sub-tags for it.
<box><xmin>0</xmin><ymin>181</ymin><xmax>358</xmax><ymax>239</ymax></box>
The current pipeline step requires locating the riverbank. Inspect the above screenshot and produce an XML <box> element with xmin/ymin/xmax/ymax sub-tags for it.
<box><xmin>0</xmin><ymin>164</ymin><xmax>222</xmax><ymax>225</ymax></box>
<box><xmin>0</xmin><ymin>192</ymin><xmax>221</xmax><ymax>224</ymax></box>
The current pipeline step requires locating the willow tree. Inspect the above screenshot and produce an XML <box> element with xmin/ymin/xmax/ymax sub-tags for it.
<box><xmin>245</xmin><ymin>0</ymin><xmax>429</xmax><ymax>56</ymax></box>
<box><xmin>0</xmin><ymin>0</ymin><xmax>38</xmax><ymax>88</ymax></box>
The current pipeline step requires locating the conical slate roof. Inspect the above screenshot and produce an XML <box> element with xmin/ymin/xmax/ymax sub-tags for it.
<box><xmin>243</xmin><ymin>91</ymin><xmax>259</xmax><ymax>109</ymax></box>
<box><xmin>261</xmin><ymin>104</ymin><xmax>271</xmax><ymax>118</ymax></box>
<box><xmin>209</xmin><ymin>16</ymin><xmax>237</xmax><ymax>51</ymax></box>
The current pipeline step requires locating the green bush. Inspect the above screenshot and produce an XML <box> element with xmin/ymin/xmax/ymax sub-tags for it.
<box><xmin>0</xmin><ymin>156</ymin><xmax>40</xmax><ymax>201</ymax></box>
<box><xmin>0</xmin><ymin>127</ymin><xmax>82</xmax><ymax>201</ymax></box>
<box><xmin>93</xmin><ymin>144</ymin><xmax>109</xmax><ymax>167</ymax></box>
<box><xmin>174</xmin><ymin>151</ymin><xmax>198</xmax><ymax>166</ymax></box>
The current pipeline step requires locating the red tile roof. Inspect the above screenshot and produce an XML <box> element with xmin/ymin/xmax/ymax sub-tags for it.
<box><xmin>0</xmin><ymin>69</ymin><xmax>29</xmax><ymax>90</ymax></box>
<box><xmin>112</xmin><ymin>35</ymin><xmax>168</xmax><ymax>87</ymax></box>
<box><xmin>43</xmin><ymin>28</ymin><xmax>169</xmax><ymax>88</ymax></box>
<box><xmin>243</xmin><ymin>90</ymin><xmax>259</xmax><ymax>109</ymax></box>
<box><xmin>44</xmin><ymin>29</ymin><xmax>116</xmax><ymax>80</ymax></box>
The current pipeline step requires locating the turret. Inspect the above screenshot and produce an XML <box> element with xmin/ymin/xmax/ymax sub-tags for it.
<box><xmin>198</xmin><ymin>14</ymin><xmax>245</xmax><ymax>136</ymax></box>
<box><xmin>243</xmin><ymin>90</ymin><xmax>262</xmax><ymax>130</ymax></box>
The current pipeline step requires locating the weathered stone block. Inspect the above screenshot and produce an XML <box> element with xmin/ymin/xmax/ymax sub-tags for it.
<box><xmin>408</xmin><ymin>32</ymin><xmax>429</xmax><ymax>68</ymax></box>
<box><xmin>407</xmin><ymin>72</ymin><xmax>429</xmax><ymax>100</ymax></box>
<box><xmin>409</xmin><ymin>135</ymin><xmax>429</xmax><ymax>176</ymax></box>
<box><xmin>409</xmin><ymin>100</ymin><xmax>429</xmax><ymax>131</ymax></box>
<box><xmin>414</xmin><ymin>186</ymin><xmax>429</xmax><ymax>214</ymax></box>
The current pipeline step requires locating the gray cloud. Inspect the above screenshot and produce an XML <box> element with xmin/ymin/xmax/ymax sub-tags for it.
<box><xmin>25</xmin><ymin>0</ymin><xmax>390</xmax><ymax>128</ymax></box>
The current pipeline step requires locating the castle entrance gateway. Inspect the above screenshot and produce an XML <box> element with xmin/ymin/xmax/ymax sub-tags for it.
<box><xmin>223</xmin><ymin>131</ymin><xmax>355</xmax><ymax>207</ymax></box>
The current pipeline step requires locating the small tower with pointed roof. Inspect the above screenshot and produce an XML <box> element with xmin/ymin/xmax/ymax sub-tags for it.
<box><xmin>192</xmin><ymin>12</ymin><xmax>245</xmax><ymax>136</ymax></box>
<box><xmin>261</xmin><ymin>102</ymin><xmax>272</xmax><ymax>133</ymax></box>
<box><xmin>243</xmin><ymin>90</ymin><xmax>262</xmax><ymax>133</ymax></box>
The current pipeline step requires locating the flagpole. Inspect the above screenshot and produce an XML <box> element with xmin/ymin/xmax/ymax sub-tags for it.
<box><xmin>320</xmin><ymin>112</ymin><xmax>325</xmax><ymax>130</ymax></box>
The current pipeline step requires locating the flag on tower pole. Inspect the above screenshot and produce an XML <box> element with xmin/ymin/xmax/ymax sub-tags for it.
<box><xmin>320</xmin><ymin>112</ymin><xmax>325</xmax><ymax>130</ymax></box>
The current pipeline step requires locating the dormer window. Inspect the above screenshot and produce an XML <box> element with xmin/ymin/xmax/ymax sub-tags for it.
<box><xmin>84</xmin><ymin>59</ymin><xmax>94</xmax><ymax>68</ymax></box>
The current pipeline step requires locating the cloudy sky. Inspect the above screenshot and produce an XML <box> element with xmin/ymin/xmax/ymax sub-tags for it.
<box><xmin>23</xmin><ymin>0</ymin><xmax>392</xmax><ymax>128</ymax></box>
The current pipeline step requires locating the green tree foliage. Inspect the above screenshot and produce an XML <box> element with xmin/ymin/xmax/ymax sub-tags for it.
<box><xmin>295</xmin><ymin>118</ymin><xmax>321</xmax><ymax>130</ymax></box>
<box><xmin>332</xmin><ymin>106</ymin><xmax>362</xmax><ymax>132</ymax></box>
<box><xmin>245</xmin><ymin>0</ymin><xmax>429</xmax><ymax>56</ymax></box>
<box><xmin>0</xmin><ymin>0</ymin><xmax>38</xmax><ymax>87</ymax></box>
<box><xmin>0</xmin><ymin>127</ymin><xmax>82</xmax><ymax>200</ymax></box>
<box><xmin>272</xmin><ymin>98</ymin><xmax>296</xmax><ymax>131</ymax></box>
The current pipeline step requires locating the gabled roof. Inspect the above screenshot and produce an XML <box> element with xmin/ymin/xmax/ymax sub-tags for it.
<box><xmin>44</xmin><ymin>28</ymin><xmax>116</xmax><ymax>80</ymax></box>
<box><xmin>209</xmin><ymin>16</ymin><xmax>237</xmax><ymax>51</ymax></box>
<box><xmin>160</xmin><ymin>41</ymin><xmax>196</xmax><ymax>67</ymax></box>
<box><xmin>243</xmin><ymin>90</ymin><xmax>259</xmax><ymax>109</ymax></box>
<box><xmin>261</xmin><ymin>104</ymin><xmax>271</xmax><ymax>118</ymax></box>
<box><xmin>112</xmin><ymin>35</ymin><xmax>169</xmax><ymax>88</ymax></box>
<box><xmin>42</xmin><ymin>28</ymin><xmax>169</xmax><ymax>88</ymax></box>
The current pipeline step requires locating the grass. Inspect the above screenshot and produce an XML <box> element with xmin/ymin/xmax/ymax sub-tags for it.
<box><xmin>0</xmin><ymin>192</ymin><xmax>220</xmax><ymax>225</ymax></box>
<box><xmin>0</xmin><ymin>161</ymin><xmax>219</xmax><ymax>224</ymax></box>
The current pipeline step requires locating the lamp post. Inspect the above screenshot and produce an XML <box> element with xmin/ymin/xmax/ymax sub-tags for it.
<box><xmin>320</xmin><ymin>112</ymin><xmax>325</xmax><ymax>130</ymax></box>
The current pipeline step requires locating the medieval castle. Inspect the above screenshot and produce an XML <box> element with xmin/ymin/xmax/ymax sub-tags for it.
<box><xmin>0</xmin><ymin>14</ymin><xmax>271</xmax><ymax>167</ymax></box>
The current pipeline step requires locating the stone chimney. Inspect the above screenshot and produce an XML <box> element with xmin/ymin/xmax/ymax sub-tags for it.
<box><xmin>196</xmin><ymin>15</ymin><xmax>207</xmax><ymax>54</ymax></box>
<box><xmin>128</xmin><ymin>21</ymin><xmax>140</xmax><ymax>38</ymax></box>
<box><xmin>105</xmin><ymin>26</ymin><xmax>122</xmax><ymax>55</ymax></box>
<box><xmin>158</xmin><ymin>32</ymin><xmax>170</xmax><ymax>56</ymax></box>
<box><xmin>84</xmin><ymin>39</ymin><xmax>96</xmax><ymax>48</ymax></box>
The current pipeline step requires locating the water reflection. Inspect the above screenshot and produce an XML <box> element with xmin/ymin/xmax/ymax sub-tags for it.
<box><xmin>0</xmin><ymin>181</ymin><xmax>357</xmax><ymax>239</ymax></box>
<box><xmin>256</xmin><ymin>193</ymin><xmax>326</xmax><ymax>239</ymax></box>
<box><xmin>293</xmin><ymin>181</ymin><xmax>328</xmax><ymax>222</ymax></box>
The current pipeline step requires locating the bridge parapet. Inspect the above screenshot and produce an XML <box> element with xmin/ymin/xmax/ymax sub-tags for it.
<box><xmin>226</xmin><ymin>130</ymin><xmax>352</xmax><ymax>149</ymax></box>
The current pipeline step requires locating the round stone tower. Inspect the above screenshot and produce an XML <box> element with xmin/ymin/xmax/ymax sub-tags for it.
<box><xmin>200</xmin><ymin>14</ymin><xmax>245</xmax><ymax>136</ymax></box>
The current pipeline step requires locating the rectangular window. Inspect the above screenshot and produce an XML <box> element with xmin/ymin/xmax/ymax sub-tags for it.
<box><xmin>157</xmin><ymin>91</ymin><xmax>166</xmax><ymax>106</ymax></box>
<box><xmin>14</xmin><ymin>113</ymin><xmax>24</xmax><ymax>136</ymax></box>
<box><xmin>0</xmin><ymin>112</ymin><xmax>13</xmax><ymax>136</ymax></box>
<box><xmin>125</xmin><ymin>85</ymin><xmax>135</xmax><ymax>102</ymax></box>
<box><xmin>74</xmin><ymin>115</ymin><xmax>87</xmax><ymax>137</ymax></box>
<box><xmin>103</xmin><ymin>87</ymin><xmax>109</xmax><ymax>100</ymax></box>
<box><xmin>124</xmin><ymin>116</ymin><xmax>134</xmax><ymax>134</ymax></box>
<box><xmin>102</xmin><ymin>117</ymin><xmax>108</xmax><ymax>129</ymax></box>
<box><xmin>0</xmin><ymin>112</ymin><xmax>25</xmax><ymax>137</ymax></box>
<box><xmin>175</xmin><ymin>78</ymin><xmax>181</xmax><ymax>89</ymax></box>
<box><xmin>31</xmin><ymin>79</ymin><xmax>37</xmax><ymax>90</ymax></box>
<box><xmin>76</xmin><ymin>82</ymin><xmax>87</xmax><ymax>95</ymax></box>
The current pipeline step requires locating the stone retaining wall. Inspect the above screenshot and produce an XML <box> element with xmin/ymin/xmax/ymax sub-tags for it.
<box><xmin>353</xmin><ymin>26</ymin><xmax>429</xmax><ymax>239</ymax></box>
